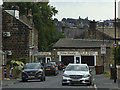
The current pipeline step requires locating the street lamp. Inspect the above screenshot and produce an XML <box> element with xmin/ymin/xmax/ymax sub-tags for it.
<box><xmin>102</xmin><ymin>22</ymin><xmax>105</xmax><ymax>73</ymax></box>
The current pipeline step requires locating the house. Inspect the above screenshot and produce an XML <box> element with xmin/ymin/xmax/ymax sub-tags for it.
<box><xmin>2</xmin><ymin>7</ymin><xmax>38</xmax><ymax>78</ymax></box>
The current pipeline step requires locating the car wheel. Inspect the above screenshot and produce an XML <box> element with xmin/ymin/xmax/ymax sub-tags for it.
<box><xmin>62</xmin><ymin>83</ymin><xmax>67</xmax><ymax>86</ymax></box>
<box><xmin>44</xmin><ymin>76</ymin><xmax>46</xmax><ymax>81</ymax></box>
<box><xmin>22</xmin><ymin>78</ymin><xmax>27</xmax><ymax>82</ymax></box>
<box><xmin>87</xmin><ymin>82</ymin><xmax>91</xmax><ymax>86</ymax></box>
<box><xmin>41</xmin><ymin>75</ymin><xmax>45</xmax><ymax>81</ymax></box>
<box><xmin>54</xmin><ymin>72</ymin><xmax>57</xmax><ymax>76</ymax></box>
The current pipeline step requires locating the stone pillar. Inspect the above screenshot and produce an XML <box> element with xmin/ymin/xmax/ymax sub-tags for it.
<box><xmin>6</xmin><ymin>65</ymin><xmax>10</xmax><ymax>78</ymax></box>
<box><xmin>117</xmin><ymin>66</ymin><xmax>120</xmax><ymax>80</ymax></box>
<box><xmin>51</xmin><ymin>49</ymin><xmax>57</xmax><ymax>62</ymax></box>
<box><xmin>117</xmin><ymin>66</ymin><xmax>120</xmax><ymax>88</ymax></box>
<box><xmin>2</xmin><ymin>66</ymin><xmax>4</xmax><ymax>80</ymax></box>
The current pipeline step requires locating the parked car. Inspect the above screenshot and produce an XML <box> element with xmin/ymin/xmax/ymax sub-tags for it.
<box><xmin>49</xmin><ymin>61</ymin><xmax>65</xmax><ymax>70</ymax></box>
<box><xmin>62</xmin><ymin>63</ymin><xmax>92</xmax><ymax>86</ymax></box>
<box><xmin>44</xmin><ymin>63</ymin><xmax>59</xmax><ymax>76</ymax></box>
<box><xmin>49</xmin><ymin>61</ymin><xmax>58</xmax><ymax>67</ymax></box>
<box><xmin>56</xmin><ymin>61</ymin><xmax>65</xmax><ymax>70</ymax></box>
<box><xmin>22</xmin><ymin>63</ymin><xmax>46</xmax><ymax>82</ymax></box>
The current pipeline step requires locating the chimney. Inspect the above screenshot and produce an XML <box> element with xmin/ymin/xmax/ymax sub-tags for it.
<box><xmin>27</xmin><ymin>9</ymin><xmax>33</xmax><ymax>26</ymax></box>
<box><xmin>89</xmin><ymin>20</ymin><xmax>97</xmax><ymax>39</ymax></box>
<box><xmin>114</xmin><ymin>18</ymin><xmax>120</xmax><ymax>38</ymax></box>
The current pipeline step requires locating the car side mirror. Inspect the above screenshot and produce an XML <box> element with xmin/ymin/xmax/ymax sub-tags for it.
<box><xmin>63</xmin><ymin>69</ymin><xmax>65</xmax><ymax>72</ymax></box>
<box><xmin>41</xmin><ymin>66</ymin><xmax>43</xmax><ymax>69</ymax></box>
<box><xmin>22</xmin><ymin>68</ymin><xmax>24</xmax><ymax>70</ymax></box>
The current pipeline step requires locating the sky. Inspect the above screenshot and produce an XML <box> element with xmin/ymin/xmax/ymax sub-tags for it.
<box><xmin>49</xmin><ymin>0</ymin><xmax>120</xmax><ymax>21</ymax></box>
<box><xmin>0</xmin><ymin>0</ymin><xmax>120</xmax><ymax>21</ymax></box>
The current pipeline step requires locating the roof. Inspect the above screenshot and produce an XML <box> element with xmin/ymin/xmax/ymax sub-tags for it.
<box><xmin>53</xmin><ymin>38</ymin><xmax>114</xmax><ymax>49</ymax></box>
<box><xmin>4</xmin><ymin>10</ymin><xmax>32</xmax><ymax>29</ymax></box>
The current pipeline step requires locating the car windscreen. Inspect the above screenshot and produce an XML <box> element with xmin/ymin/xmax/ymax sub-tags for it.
<box><xmin>24</xmin><ymin>64</ymin><xmax>41</xmax><ymax>69</ymax></box>
<box><xmin>65</xmin><ymin>65</ymin><xmax>88</xmax><ymax>71</ymax></box>
<box><xmin>44</xmin><ymin>63</ymin><xmax>53</xmax><ymax>67</ymax></box>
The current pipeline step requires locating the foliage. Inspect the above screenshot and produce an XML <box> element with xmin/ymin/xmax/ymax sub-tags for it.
<box><xmin>111</xmin><ymin>45</ymin><xmax>120</xmax><ymax>65</ymax></box>
<box><xmin>11</xmin><ymin>60</ymin><xmax>24</xmax><ymax>71</ymax></box>
<box><xmin>3</xmin><ymin>2</ymin><xmax>63</xmax><ymax>51</ymax></box>
<box><xmin>104</xmin><ymin>71</ymin><xmax>110</xmax><ymax>78</ymax></box>
<box><xmin>10</xmin><ymin>57</ymin><xmax>29</xmax><ymax>70</ymax></box>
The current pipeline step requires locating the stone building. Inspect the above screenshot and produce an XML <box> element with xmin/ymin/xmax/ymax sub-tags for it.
<box><xmin>52</xmin><ymin>38</ymin><xmax>114</xmax><ymax>69</ymax></box>
<box><xmin>2</xmin><ymin>8</ymin><xmax>38</xmax><ymax>70</ymax></box>
<box><xmin>77</xmin><ymin>20</ymin><xmax>114</xmax><ymax>40</ymax></box>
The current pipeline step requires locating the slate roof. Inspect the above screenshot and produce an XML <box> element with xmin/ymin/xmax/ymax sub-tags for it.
<box><xmin>4</xmin><ymin>10</ymin><xmax>32</xmax><ymax>29</ymax></box>
<box><xmin>53</xmin><ymin>38</ymin><xmax>114</xmax><ymax>49</ymax></box>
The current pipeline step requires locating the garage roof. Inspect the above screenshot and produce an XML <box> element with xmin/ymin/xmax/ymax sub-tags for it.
<box><xmin>53</xmin><ymin>38</ymin><xmax>114</xmax><ymax>49</ymax></box>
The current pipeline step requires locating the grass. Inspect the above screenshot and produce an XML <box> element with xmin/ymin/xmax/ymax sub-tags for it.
<box><xmin>104</xmin><ymin>71</ymin><xmax>111</xmax><ymax>78</ymax></box>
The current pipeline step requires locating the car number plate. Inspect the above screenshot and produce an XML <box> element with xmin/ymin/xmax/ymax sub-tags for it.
<box><xmin>46</xmin><ymin>69</ymin><xmax>50</xmax><ymax>70</ymax></box>
<box><xmin>28</xmin><ymin>76</ymin><xmax>35</xmax><ymax>78</ymax></box>
<box><xmin>72</xmin><ymin>79</ymin><xmax>79</xmax><ymax>81</ymax></box>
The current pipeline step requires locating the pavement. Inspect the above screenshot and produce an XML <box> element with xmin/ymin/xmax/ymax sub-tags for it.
<box><xmin>1</xmin><ymin>78</ymin><xmax>21</xmax><ymax>87</ymax></box>
<box><xmin>94</xmin><ymin>74</ymin><xmax>120</xmax><ymax>90</ymax></box>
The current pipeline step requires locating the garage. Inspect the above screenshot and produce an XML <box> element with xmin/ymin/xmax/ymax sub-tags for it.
<box><xmin>81</xmin><ymin>56</ymin><xmax>94</xmax><ymax>66</ymax></box>
<box><xmin>61</xmin><ymin>56</ymin><xmax>74</xmax><ymax>65</ymax></box>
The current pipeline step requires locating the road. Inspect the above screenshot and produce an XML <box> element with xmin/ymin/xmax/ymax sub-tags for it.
<box><xmin>2</xmin><ymin>71</ymin><xmax>95</xmax><ymax>88</ymax></box>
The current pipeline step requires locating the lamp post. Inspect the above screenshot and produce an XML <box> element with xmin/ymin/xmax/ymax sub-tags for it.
<box><xmin>102</xmin><ymin>22</ymin><xmax>104</xmax><ymax>73</ymax></box>
<box><xmin>114</xmin><ymin>0</ymin><xmax>117</xmax><ymax>83</ymax></box>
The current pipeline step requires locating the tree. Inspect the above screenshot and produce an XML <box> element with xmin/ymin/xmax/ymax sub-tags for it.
<box><xmin>3</xmin><ymin>2</ymin><xmax>61</xmax><ymax>51</ymax></box>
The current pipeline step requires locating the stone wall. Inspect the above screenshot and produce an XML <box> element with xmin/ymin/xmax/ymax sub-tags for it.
<box><xmin>97</xmin><ymin>27</ymin><xmax>120</xmax><ymax>39</ymax></box>
<box><xmin>52</xmin><ymin>48</ymin><xmax>114</xmax><ymax>69</ymax></box>
<box><xmin>64</xmin><ymin>27</ymin><xmax>88</xmax><ymax>38</ymax></box>
<box><xmin>2</xmin><ymin>10</ymin><xmax>30</xmax><ymax>62</ymax></box>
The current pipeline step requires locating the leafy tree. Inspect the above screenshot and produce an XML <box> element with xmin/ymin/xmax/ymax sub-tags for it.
<box><xmin>3</xmin><ymin>2</ymin><xmax>62</xmax><ymax>51</ymax></box>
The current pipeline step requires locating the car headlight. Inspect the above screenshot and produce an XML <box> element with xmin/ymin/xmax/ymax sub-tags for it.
<box><xmin>63</xmin><ymin>74</ymin><xmax>69</xmax><ymax>77</ymax></box>
<box><xmin>84</xmin><ymin>74</ymin><xmax>90</xmax><ymax>78</ymax></box>
<box><xmin>36</xmin><ymin>71</ymin><xmax>42</xmax><ymax>74</ymax></box>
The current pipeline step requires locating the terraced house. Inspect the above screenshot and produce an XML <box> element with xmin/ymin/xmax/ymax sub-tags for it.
<box><xmin>2</xmin><ymin>7</ymin><xmax>38</xmax><ymax>78</ymax></box>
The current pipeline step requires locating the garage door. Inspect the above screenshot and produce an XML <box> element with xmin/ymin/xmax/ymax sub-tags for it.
<box><xmin>61</xmin><ymin>56</ymin><xmax>74</xmax><ymax>65</ymax></box>
<box><xmin>81</xmin><ymin>56</ymin><xmax>94</xmax><ymax>66</ymax></box>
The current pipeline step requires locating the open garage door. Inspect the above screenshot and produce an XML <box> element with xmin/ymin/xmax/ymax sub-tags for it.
<box><xmin>61</xmin><ymin>56</ymin><xmax>74</xmax><ymax>65</ymax></box>
<box><xmin>81</xmin><ymin>56</ymin><xmax>94</xmax><ymax>66</ymax></box>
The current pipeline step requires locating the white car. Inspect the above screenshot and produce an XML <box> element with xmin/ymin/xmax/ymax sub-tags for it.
<box><xmin>62</xmin><ymin>64</ymin><xmax>92</xmax><ymax>85</ymax></box>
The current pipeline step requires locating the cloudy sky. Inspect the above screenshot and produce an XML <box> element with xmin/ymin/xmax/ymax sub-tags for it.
<box><xmin>49</xmin><ymin>0</ymin><xmax>120</xmax><ymax>21</ymax></box>
<box><xmin>0</xmin><ymin>0</ymin><xmax>120</xmax><ymax>21</ymax></box>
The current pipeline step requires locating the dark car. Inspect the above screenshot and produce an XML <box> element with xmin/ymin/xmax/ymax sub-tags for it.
<box><xmin>22</xmin><ymin>63</ymin><xmax>46</xmax><ymax>82</ymax></box>
<box><xmin>56</xmin><ymin>61</ymin><xmax>65</xmax><ymax>70</ymax></box>
<box><xmin>49</xmin><ymin>61</ymin><xmax>65</xmax><ymax>70</ymax></box>
<box><xmin>44</xmin><ymin>63</ymin><xmax>59</xmax><ymax>76</ymax></box>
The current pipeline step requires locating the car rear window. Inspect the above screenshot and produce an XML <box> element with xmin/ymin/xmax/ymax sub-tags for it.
<box><xmin>44</xmin><ymin>63</ymin><xmax>53</xmax><ymax>67</ymax></box>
